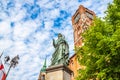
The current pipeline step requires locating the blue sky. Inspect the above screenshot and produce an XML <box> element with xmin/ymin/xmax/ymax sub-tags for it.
<box><xmin>0</xmin><ymin>0</ymin><xmax>112</xmax><ymax>80</ymax></box>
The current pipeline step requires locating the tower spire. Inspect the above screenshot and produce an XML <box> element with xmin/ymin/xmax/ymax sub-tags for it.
<box><xmin>40</xmin><ymin>57</ymin><xmax>47</xmax><ymax>72</ymax></box>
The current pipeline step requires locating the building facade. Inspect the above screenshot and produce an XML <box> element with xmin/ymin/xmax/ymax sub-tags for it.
<box><xmin>68</xmin><ymin>5</ymin><xmax>95</xmax><ymax>80</ymax></box>
<box><xmin>68</xmin><ymin>54</ymin><xmax>80</xmax><ymax>80</ymax></box>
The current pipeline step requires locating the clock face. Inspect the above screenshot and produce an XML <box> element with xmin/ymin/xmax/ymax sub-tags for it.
<box><xmin>74</xmin><ymin>14</ymin><xmax>80</xmax><ymax>23</ymax></box>
<box><xmin>81</xmin><ymin>13</ymin><xmax>86</xmax><ymax>22</ymax></box>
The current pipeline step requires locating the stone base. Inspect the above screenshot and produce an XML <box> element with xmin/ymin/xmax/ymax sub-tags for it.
<box><xmin>46</xmin><ymin>64</ymin><xmax>72</xmax><ymax>80</ymax></box>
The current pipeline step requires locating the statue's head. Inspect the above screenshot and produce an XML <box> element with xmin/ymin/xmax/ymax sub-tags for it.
<box><xmin>58</xmin><ymin>33</ymin><xmax>62</xmax><ymax>38</ymax></box>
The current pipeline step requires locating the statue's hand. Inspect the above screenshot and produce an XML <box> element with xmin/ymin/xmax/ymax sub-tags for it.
<box><xmin>53</xmin><ymin>39</ymin><xmax>56</xmax><ymax>47</ymax></box>
<box><xmin>53</xmin><ymin>39</ymin><xmax>55</xmax><ymax>41</ymax></box>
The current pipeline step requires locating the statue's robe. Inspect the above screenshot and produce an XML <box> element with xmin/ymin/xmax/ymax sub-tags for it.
<box><xmin>51</xmin><ymin>38</ymin><xmax>69</xmax><ymax>65</ymax></box>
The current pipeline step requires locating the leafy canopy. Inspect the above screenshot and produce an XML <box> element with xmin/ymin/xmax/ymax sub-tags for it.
<box><xmin>76</xmin><ymin>0</ymin><xmax>120</xmax><ymax>80</ymax></box>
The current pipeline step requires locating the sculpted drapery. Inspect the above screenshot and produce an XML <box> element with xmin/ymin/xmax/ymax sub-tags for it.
<box><xmin>51</xmin><ymin>33</ymin><xmax>69</xmax><ymax>66</ymax></box>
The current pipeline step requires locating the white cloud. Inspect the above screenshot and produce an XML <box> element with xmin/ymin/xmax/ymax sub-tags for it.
<box><xmin>0</xmin><ymin>39</ymin><xmax>13</xmax><ymax>50</ymax></box>
<box><xmin>0</xmin><ymin>21</ymin><xmax>11</xmax><ymax>35</ymax></box>
<box><xmin>49</xmin><ymin>9</ymin><xmax>60</xmax><ymax>19</ymax></box>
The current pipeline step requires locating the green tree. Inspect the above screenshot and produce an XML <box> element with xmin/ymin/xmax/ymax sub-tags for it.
<box><xmin>76</xmin><ymin>0</ymin><xmax>120</xmax><ymax>80</ymax></box>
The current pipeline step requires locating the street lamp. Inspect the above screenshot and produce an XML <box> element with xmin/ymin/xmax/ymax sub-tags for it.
<box><xmin>4</xmin><ymin>55</ymin><xmax>19</xmax><ymax>79</ymax></box>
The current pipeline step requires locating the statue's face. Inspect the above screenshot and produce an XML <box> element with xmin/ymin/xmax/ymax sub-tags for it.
<box><xmin>58</xmin><ymin>34</ymin><xmax>62</xmax><ymax>39</ymax></box>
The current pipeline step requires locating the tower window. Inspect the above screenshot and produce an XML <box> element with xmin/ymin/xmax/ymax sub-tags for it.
<box><xmin>85</xmin><ymin>11</ymin><xmax>93</xmax><ymax>20</ymax></box>
<box><xmin>72</xmin><ymin>72</ymin><xmax>74</xmax><ymax>77</ymax></box>
<box><xmin>74</xmin><ymin>13</ymin><xmax>80</xmax><ymax>23</ymax></box>
<box><xmin>41</xmin><ymin>75</ymin><xmax>45</xmax><ymax>80</ymax></box>
<box><xmin>71</xmin><ymin>60</ymin><xmax>74</xmax><ymax>65</ymax></box>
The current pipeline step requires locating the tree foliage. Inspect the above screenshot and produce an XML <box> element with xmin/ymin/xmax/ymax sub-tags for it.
<box><xmin>76</xmin><ymin>0</ymin><xmax>120</xmax><ymax>80</ymax></box>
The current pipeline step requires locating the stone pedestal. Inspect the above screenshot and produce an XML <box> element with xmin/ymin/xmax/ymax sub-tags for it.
<box><xmin>46</xmin><ymin>64</ymin><xmax>72</xmax><ymax>80</ymax></box>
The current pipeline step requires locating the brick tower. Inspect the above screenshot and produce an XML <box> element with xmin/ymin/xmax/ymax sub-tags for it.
<box><xmin>72</xmin><ymin>5</ymin><xmax>95</xmax><ymax>47</ymax></box>
<box><xmin>68</xmin><ymin>5</ymin><xmax>96</xmax><ymax>80</ymax></box>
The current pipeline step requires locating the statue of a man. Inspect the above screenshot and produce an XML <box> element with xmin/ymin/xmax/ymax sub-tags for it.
<box><xmin>51</xmin><ymin>33</ymin><xmax>69</xmax><ymax>66</ymax></box>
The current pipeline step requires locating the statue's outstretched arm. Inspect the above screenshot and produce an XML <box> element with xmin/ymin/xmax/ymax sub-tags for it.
<box><xmin>53</xmin><ymin>39</ymin><xmax>56</xmax><ymax>48</ymax></box>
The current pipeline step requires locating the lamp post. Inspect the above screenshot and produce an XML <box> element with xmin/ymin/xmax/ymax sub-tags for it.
<box><xmin>4</xmin><ymin>55</ymin><xmax>19</xmax><ymax>79</ymax></box>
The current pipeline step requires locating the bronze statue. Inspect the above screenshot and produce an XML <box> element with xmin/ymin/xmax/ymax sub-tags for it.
<box><xmin>51</xmin><ymin>33</ymin><xmax>69</xmax><ymax>66</ymax></box>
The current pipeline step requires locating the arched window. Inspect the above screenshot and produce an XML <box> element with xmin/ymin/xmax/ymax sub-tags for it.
<box><xmin>41</xmin><ymin>75</ymin><xmax>45</xmax><ymax>80</ymax></box>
